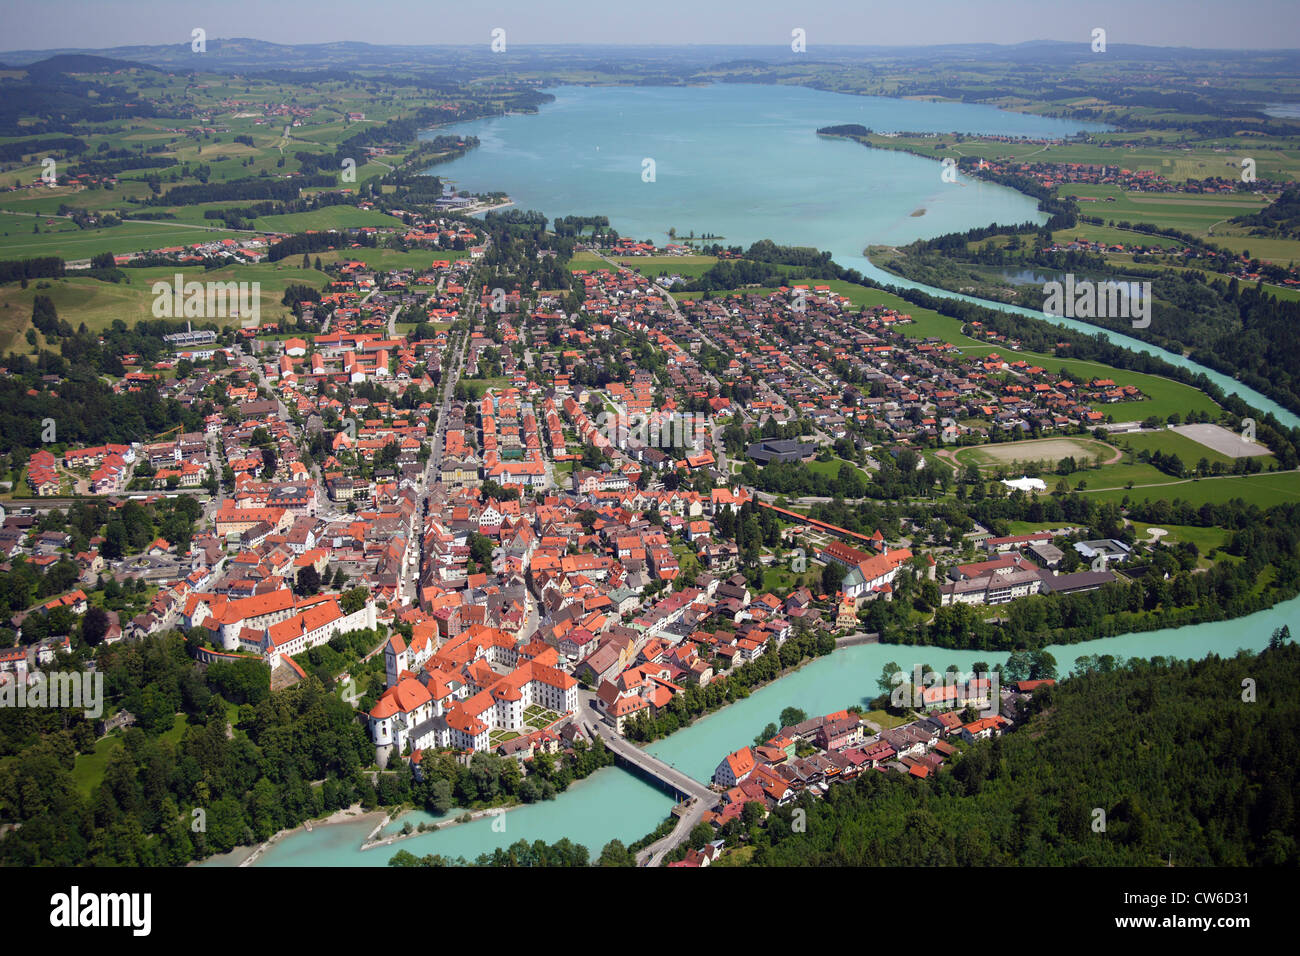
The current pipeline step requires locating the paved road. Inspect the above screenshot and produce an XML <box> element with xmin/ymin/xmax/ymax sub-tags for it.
<box><xmin>408</xmin><ymin>315</ymin><xmax>471</xmax><ymax>603</ymax></box>
<box><xmin>636</xmin><ymin>796</ymin><xmax>712</xmax><ymax>867</ymax></box>
<box><xmin>573</xmin><ymin>690</ymin><xmax>719</xmax><ymax>866</ymax></box>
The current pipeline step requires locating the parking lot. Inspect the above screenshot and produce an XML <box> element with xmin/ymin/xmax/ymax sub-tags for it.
<box><xmin>1171</xmin><ymin>422</ymin><xmax>1274</xmax><ymax>459</ymax></box>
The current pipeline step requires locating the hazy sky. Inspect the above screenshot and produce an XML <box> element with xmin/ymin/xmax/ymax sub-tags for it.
<box><xmin>2</xmin><ymin>0</ymin><xmax>1297</xmax><ymax>52</ymax></box>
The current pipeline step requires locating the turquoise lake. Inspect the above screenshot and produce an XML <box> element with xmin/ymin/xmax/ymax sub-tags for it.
<box><xmin>215</xmin><ymin>84</ymin><xmax>1299</xmax><ymax>866</ymax></box>
<box><xmin>428</xmin><ymin>83</ymin><xmax>1100</xmax><ymax>255</ymax></box>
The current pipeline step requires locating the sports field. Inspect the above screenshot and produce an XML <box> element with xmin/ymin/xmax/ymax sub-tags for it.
<box><xmin>953</xmin><ymin>436</ymin><xmax>1118</xmax><ymax>471</ymax></box>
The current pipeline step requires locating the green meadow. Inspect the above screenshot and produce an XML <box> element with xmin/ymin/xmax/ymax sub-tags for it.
<box><xmin>0</xmin><ymin>214</ymin><xmax>245</xmax><ymax>261</ymax></box>
<box><xmin>1080</xmin><ymin>470</ymin><xmax>1300</xmax><ymax>507</ymax></box>
<box><xmin>0</xmin><ymin>261</ymin><xmax>332</xmax><ymax>352</ymax></box>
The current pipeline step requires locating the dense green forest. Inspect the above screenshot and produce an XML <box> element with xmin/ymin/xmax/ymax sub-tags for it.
<box><xmin>738</xmin><ymin>641</ymin><xmax>1300</xmax><ymax>866</ymax></box>
<box><xmin>0</xmin><ymin>346</ymin><xmax>206</xmax><ymax>462</ymax></box>
<box><xmin>1233</xmin><ymin>185</ymin><xmax>1300</xmax><ymax>239</ymax></box>
<box><xmin>0</xmin><ymin>634</ymin><xmax>363</xmax><ymax>865</ymax></box>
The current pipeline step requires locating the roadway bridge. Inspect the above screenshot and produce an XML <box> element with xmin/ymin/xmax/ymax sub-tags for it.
<box><xmin>575</xmin><ymin>694</ymin><xmax>720</xmax><ymax>865</ymax></box>
<box><xmin>598</xmin><ymin>731</ymin><xmax>717</xmax><ymax>804</ymax></box>
<box><xmin>594</xmin><ymin>733</ymin><xmax>719</xmax><ymax>867</ymax></box>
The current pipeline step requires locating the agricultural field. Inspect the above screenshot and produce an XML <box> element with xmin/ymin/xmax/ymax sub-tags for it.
<box><xmin>249</xmin><ymin>206</ymin><xmax>407</xmax><ymax>233</ymax></box>
<box><xmin>313</xmin><ymin>248</ymin><xmax>467</xmax><ymax>271</ymax></box>
<box><xmin>859</xmin><ymin>132</ymin><xmax>1299</xmax><ymax>187</ymax></box>
<box><xmin>1048</xmin><ymin>183</ymin><xmax>1300</xmax><ymax>263</ymax></box>
<box><xmin>0</xmin><ymin>260</ymin><xmax>331</xmax><ymax>352</ymax></box>
<box><xmin>569</xmin><ymin>250</ymin><xmax>719</xmax><ymax>280</ymax></box>
<box><xmin>1060</xmin><ymin>183</ymin><xmax>1269</xmax><ymax>235</ymax></box>
<box><xmin>0</xmin><ymin>179</ymin><xmax>155</xmax><ymax>212</ymax></box>
<box><xmin>0</xmin><ymin>213</ymin><xmax>245</xmax><ymax>261</ymax></box>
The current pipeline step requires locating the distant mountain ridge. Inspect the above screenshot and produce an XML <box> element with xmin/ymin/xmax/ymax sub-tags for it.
<box><xmin>1</xmin><ymin>38</ymin><xmax>1296</xmax><ymax>74</ymax></box>
<box><xmin>22</xmin><ymin>53</ymin><xmax>161</xmax><ymax>75</ymax></box>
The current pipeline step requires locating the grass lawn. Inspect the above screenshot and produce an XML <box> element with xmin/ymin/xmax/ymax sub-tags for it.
<box><xmin>804</xmin><ymin>455</ymin><xmax>870</xmax><ymax>479</ymax></box>
<box><xmin>1001</xmin><ymin>520</ymin><xmax>1074</xmax><ymax>535</ymax></box>
<box><xmin>1117</xmin><ymin>429</ymin><xmax>1271</xmax><ymax>466</ymax></box>
<box><xmin>1127</xmin><ymin>520</ymin><xmax>1230</xmax><ymax>557</ymax></box>
<box><xmin>459</xmin><ymin>377</ymin><xmax>510</xmax><ymax>399</ymax></box>
<box><xmin>954</xmin><ymin>437</ymin><xmax>1115</xmax><ymax>473</ymax></box>
<box><xmin>760</xmin><ymin>564</ymin><xmax>823</xmax><ymax>594</ymax></box>
<box><xmin>712</xmin><ymin>845</ymin><xmax>757</xmax><ymax>866</ymax></box>
<box><xmin>862</xmin><ymin>708</ymin><xmax>910</xmax><ymax>730</ymax></box>
<box><xmin>671</xmin><ymin>543</ymin><xmax>702</xmax><ymax>583</ymax></box>
<box><xmin>71</xmin><ymin>734</ymin><xmax>123</xmax><ymax>797</ymax></box>
<box><xmin>1070</xmin><ymin>460</ymin><xmax>1174</xmax><ymax>490</ymax></box>
<box><xmin>1080</xmin><ymin>470</ymin><xmax>1300</xmax><ymax>507</ymax></box>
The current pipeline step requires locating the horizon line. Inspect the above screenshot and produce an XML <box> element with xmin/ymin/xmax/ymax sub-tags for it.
<box><xmin>5</xmin><ymin>38</ymin><xmax>1300</xmax><ymax>56</ymax></box>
